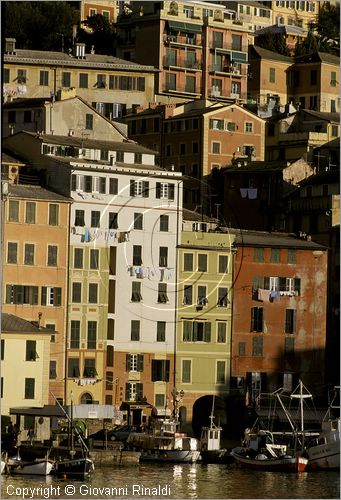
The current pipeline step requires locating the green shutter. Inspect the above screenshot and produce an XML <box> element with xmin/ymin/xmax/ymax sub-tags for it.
<box><xmin>41</xmin><ymin>287</ymin><xmax>47</xmax><ymax>306</ymax></box>
<box><xmin>205</xmin><ymin>322</ymin><xmax>211</xmax><ymax>342</ymax></box>
<box><xmin>126</xmin><ymin>354</ymin><xmax>130</xmax><ymax>371</ymax></box>
<box><xmin>142</xmin><ymin>181</ymin><xmax>149</xmax><ymax>198</ymax></box>
<box><xmin>137</xmin><ymin>354</ymin><xmax>144</xmax><ymax>372</ymax></box>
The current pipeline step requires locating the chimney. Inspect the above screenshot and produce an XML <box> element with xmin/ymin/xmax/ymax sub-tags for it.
<box><xmin>5</xmin><ymin>38</ymin><xmax>16</xmax><ymax>55</ymax></box>
<box><xmin>74</xmin><ymin>43</ymin><xmax>86</xmax><ymax>59</ymax></box>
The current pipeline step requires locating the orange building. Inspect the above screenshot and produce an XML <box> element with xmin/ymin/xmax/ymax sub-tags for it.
<box><xmin>2</xmin><ymin>155</ymin><xmax>71</xmax><ymax>403</ymax></box>
<box><xmin>230</xmin><ymin>230</ymin><xmax>328</xmax><ymax>400</ymax></box>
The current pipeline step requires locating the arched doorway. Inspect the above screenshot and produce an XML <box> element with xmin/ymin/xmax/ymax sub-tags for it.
<box><xmin>80</xmin><ymin>392</ymin><xmax>93</xmax><ymax>404</ymax></box>
<box><xmin>192</xmin><ymin>395</ymin><xmax>226</xmax><ymax>438</ymax></box>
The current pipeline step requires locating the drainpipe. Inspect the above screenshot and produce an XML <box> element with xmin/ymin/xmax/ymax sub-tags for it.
<box><xmin>173</xmin><ymin>179</ymin><xmax>183</xmax><ymax>394</ymax></box>
<box><xmin>64</xmin><ymin>197</ymin><xmax>72</xmax><ymax>404</ymax></box>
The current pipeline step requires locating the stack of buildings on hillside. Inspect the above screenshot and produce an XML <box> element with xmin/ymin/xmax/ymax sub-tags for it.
<box><xmin>1</xmin><ymin>0</ymin><xmax>339</xmax><ymax>438</ymax></box>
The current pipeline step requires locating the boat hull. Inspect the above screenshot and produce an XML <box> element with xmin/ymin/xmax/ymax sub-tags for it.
<box><xmin>53</xmin><ymin>457</ymin><xmax>94</xmax><ymax>479</ymax></box>
<box><xmin>307</xmin><ymin>440</ymin><xmax>340</xmax><ymax>470</ymax></box>
<box><xmin>9</xmin><ymin>460</ymin><xmax>53</xmax><ymax>476</ymax></box>
<box><xmin>231</xmin><ymin>448</ymin><xmax>308</xmax><ymax>472</ymax></box>
<box><xmin>200</xmin><ymin>449</ymin><xmax>233</xmax><ymax>464</ymax></box>
<box><xmin>140</xmin><ymin>449</ymin><xmax>201</xmax><ymax>463</ymax></box>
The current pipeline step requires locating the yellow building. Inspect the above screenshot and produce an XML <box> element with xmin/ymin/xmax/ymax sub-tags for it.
<box><xmin>176</xmin><ymin>210</ymin><xmax>235</xmax><ymax>432</ymax></box>
<box><xmin>3</xmin><ymin>38</ymin><xmax>156</xmax><ymax>120</ymax></box>
<box><xmin>1</xmin><ymin>313</ymin><xmax>52</xmax><ymax>440</ymax></box>
<box><xmin>268</xmin><ymin>0</ymin><xmax>318</xmax><ymax>28</ymax></box>
<box><xmin>2</xmin><ymin>163</ymin><xmax>71</xmax><ymax>404</ymax></box>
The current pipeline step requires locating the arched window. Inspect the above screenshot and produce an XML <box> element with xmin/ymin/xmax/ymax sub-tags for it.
<box><xmin>80</xmin><ymin>392</ymin><xmax>93</xmax><ymax>404</ymax></box>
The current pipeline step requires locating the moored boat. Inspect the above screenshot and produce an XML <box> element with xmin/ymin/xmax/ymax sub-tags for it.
<box><xmin>127</xmin><ymin>418</ymin><xmax>201</xmax><ymax>463</ymax></box>
<box><xmin>305</xmin><ymin>387</ymin><xmax>340</xmax><ymax>470</ymax></box>
<box><xmin>199</xmin><ymin>399</ymin><xmax>231</xmax><ymax>464</ymax></box>
<box><xmin>7</xmin><ymin>455</ymin><xmax>54</xmax><ymax>475</ymax></box>
<box><xmin>231</xmin><ymin>444</ymin><xmax>308</xmax><ymax>472</ymax></box>
<box><xmin>52</xmin><ymin>456</ymin><xmax>94</xmax><ymax>479</ymax></box>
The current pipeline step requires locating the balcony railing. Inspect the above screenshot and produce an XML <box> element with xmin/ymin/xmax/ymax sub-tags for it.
<box><xmin>163</xmin><ymin>56</ymin><xmax>202</xmax><ymax>70</ymax></box>
<box><xmin>211</xmin><ymin>42</ymin><xmax>248</xmax><ymax>53</ymax></box>
<box><xmin>209</xmin><ymin>65</ymin><xmax>246</xmax><ymax>76</ymax></box>
<box><xmin>163</xmin><ymin>34</ymin><xmax>201</xmax><ymax>46</ymax></box>
<box><xmin>162</xmin><ymin>84</ymin><xmax>201</xmax><ymax>95</ymax></box>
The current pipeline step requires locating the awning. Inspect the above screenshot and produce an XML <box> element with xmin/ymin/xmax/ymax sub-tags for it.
<box><xmin>68</xmin><ymin>404</ymin><xmax>120</xmax><ymax>419</ymax></box>
<box><xmin>168</xmin><ymin>21</ymin><xmax>202</xmax><ymax>33</ymax></box>
<box><xmin>10</xmin><ymin>405</ymin><xmax>66</xmax><ymax>417</ymax></box>
<box><xmin>120</xmin><ymin>402</ymin><xmax>153</xmax><ymax>411</ymax></box>
<box><xmin>231</xmin><ymin>51</ymin><xmax>248</xmax><ymax>63</ymax></box>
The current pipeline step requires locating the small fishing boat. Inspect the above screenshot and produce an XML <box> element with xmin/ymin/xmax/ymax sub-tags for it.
<box><xmin>305</xmin><ymin>387</ymin><xmax>340</xmax><ymax>470</ymax></box>
<box><xmin>127</xmin><ymin>418</ymin><xmax>201</xmax><ymax>463</ymax></box>
<box><xmin>199</xmin><ymin>397</ymin><xmax>231</xmax><ymax>463</ymax></box>
<box><xmin>51</xmin><ymin>394</ymin><xmax>94</xmax><ymax>479</ymax></box>
<box><xmin>7</xmin><ymin>454</ymin><xmax>53</xmax><ymax>476</ymax></box>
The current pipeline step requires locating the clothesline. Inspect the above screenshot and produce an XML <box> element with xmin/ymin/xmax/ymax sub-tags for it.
<box><xmin>127</xmin><ymin>265</ymin><xmax>173</xmax><ymax>281</ymax></box>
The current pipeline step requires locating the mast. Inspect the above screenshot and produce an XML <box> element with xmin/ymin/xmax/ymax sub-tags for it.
<box><xmin>290</xmin><ymin>380</ymin><xmax>312</xmax><ymax>450</ymax></box>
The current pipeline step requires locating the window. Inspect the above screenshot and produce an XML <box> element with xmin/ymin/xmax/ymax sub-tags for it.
<box><xmin>126</xmin><ymin>354</ymin><xmax>144</xmax><ymax>372</ymax></box>
<box><xmin>285</xmin><ymin>309</ymin><xmax>296</xmax><ymax>334</ymax></box>
<box><xmin>39</xmin><ymin>70</ymin><xmax>49</xmax><ymax>86</ymax></box>
<box><xmin>232</xmin><ymin>34</ymin><xmax>242</xmax><ymax>50</ymax></box>
<box><xmin>90</xmin><ymin>211</ymin><xmax>100</xmax><ymax>228</ymax></box>
<box><xmin>197</xmin><ymin>286</ymin><xmax>207</xmax><ymax>306</ymax></box>
<box><xmin>8</xmin><ymin>200</ymin><xmax>19</xmax><ymax>222</ymax></box>
<box><xmin>133</xmin><ymin>245</ymin><xmax>142</xmax><ymax>266</ymax></box>
<box><xmin>198</xmin><ymin>254</ymin><xmax>207</xmax><ymax>272</ymax></box>
<box><xmin>116</xmin><ymin>151</ymin><xmax>124</xmax><ymax>162</ymax></box>
<box><xmin>254</xmin><ymin>248</ymin><xmax>264</xmax><ymax>262</ymax></box>
<box><xmin>183</xmin><ymin>285</ymin><xmax>193</xmax><ymax>305</ymax></box>
<box><xmin>85</xmin><ymin>114</ymin><xmax>93</xmax><ymax>130</ymax></box>
<box><xmin>217</xmin><ymin>322</ymin><xmax>226</xmax><ymax>343</ymax></box>
<box><xmin>152</xmin><ymin>360</ymin><xmax>170</xmax><ymax>382</ymax></box>
<box><xmin>131</xmin><ymin>320</ymin><xmax>140</xmax><ymax>341</ymax></box>
<box><xmin>46</xmin><ymin>245</ymin><xmax>58</xmax><ymax>266</ymax></box>
<box><xmin>218</xmin><ymin>288</ymin><xmax>229</xmax><ymax>307</ymax></box>
<box><xmin>212</xmin><ymin>142</ymin><xmax>221</xmax><ymax>154</ymax></box>
<box><xmin>99</xmin><ymin>177</ymin><xmax>106</xmax><ymax>193</ymax></box>
<box><xmin>74</xmin><ymin>248</ymin><xmax>83</xmax><ymax>268</ymax></box>
<box><xmin>107</xmin><ymin>212</ymin><xmax>118</xmax><ymax>230</ymax></box>
<box><xmin>269</xmin><ymin>68</ymin><xmax>275</xmax><ymax>83</ymax></box>
<box><xmin>134</xmin><ymin>213</ymin><xmax>143</xmax><ymax>230</ymax></box>
<box><xmin>70</xmin><ymin>320</ymin><xmax>80</xmax><ymax>348</ymax></box>
<box><xmin>216</xmin><ymin>361</ymin><xmax>226</xmax><ymax>384</ymax></box>
<box><xmin>218</xmin><ymin>255</ymin><xmax>228</xmax><ymax>273</ymax></box>
<box><xmin>83</xmin><ymin>358</ymin><xmax>97</xmax><ymax>377</ymax></box>
<box><xmin>157</xmin><ymin>321</ymin><xmax>166</xmax><ymax>342</ymax></box>
<box><xmin>183</xmin><ymin>320</ymin><xmax>211</xmax><ymax>342</ymax></box>
<box><xmin>49</xmin><ymin>204</ymin><xmax>59</xmax><ymax>225</ymax></box>
<box><xmin>62</xmin><ymin>72</ymin><xmax>71</xmax><ymax>87</ymax></box>
<box><xmin>26</xmin><ymin>340</ymin><xmax>37</xmax><ymax>361</ymax></box>
<box><xmin>134</xmin><ymin>153</ymin><xmax>142</xmax><ymax>164</ymax></box>
<box><xmin>84</xmin><ymin>176</ymin><xmax>92</xmax><ymax>193</ymax></box>
<box><xmin>25</xmin><ymin>378</ymin><xmax>35</xmax><ymax>399</ymax></box>
<box><xmin>8</xmin><ymin>110</ymin><xmax>16</xmax><ymax>123</ymax></box>
<box><xmin>239</xmin><ymin>342</ymin><xmax>246</xmax><ymax>356</ymax></box>
<box><xmin>288</xmin><ymin>249</ymin><xmax>296</xmax><ymax>264</ymax></box>
<box><xmin>131</xmin><ymin>281</ymin><xmax>142</xmax><ymax>302</ymax></box>
<box><xmin>109</xmin><ymin>178</ymin><xmax>118</xmax><ymax>194</ymax></box>
<box><xmin>184</xmin><ymin>253</ymin><xmax>193</xmax><ymax>272</ymax></box>
<box><xmin>155</xmin><ymin>394</ymin><xmax>165</xmax><ymax>407</ymax></box>
<box><xmin>166</xmin><ymin>73</ymin><xmax>176</xmax><ymax>91</ymax></box>
<box><xmin>130</xmin><ymin>180</ymin><xmax>149</xmax><ymax>198</ymax></box>
<box><xmin>330</xmin><ymin>71</ymin><xmax>337</xmax><ymax>86</ymax></box>
<box><xmin>87</xmin><ymin>321</ymin><xmax>97</xmax><ymax>349</ymax></box>
<box><xmin>79</xmin><ymin>73</ymin><xmax>88</xmax><ymax>88</ymax></box>
<box><xmin>24</xmin><ymin>244</ymin><xmax>35</xmax><ymax>265</ymax></box>
<box><xmin>107</xmin><ymin>347</ymin><xmax>114</xmax><ymax>368</ymax></box>
<box><xmin>1</xmin><ymin>339</ymin><xmax>4</xmax><ymax>361</ymax></box>
<box><xmin>7</xmin><ymin>242</ymin><xmax>17</xmax><ymax>264</ymax></box>
<box><xmin>331</xmin><ymin>100</ymin><xmax>336</xmax><ymax>113</ymax></box>
<box><xmin>226</xmin><ymin>122</ymin><xmax>236</xmax><ymax>132</ymax></box>
<box><xmin>251</xmin><ymin>307</ymin><xmax>263</xmax><ymax>332</ymax></box>
<box><xmin>331</xmin><ymin>125</ymin><xmax>338</xmax><ymax>137</ymax></box>
<box><xmin>156</xmin><ymin>182</ymin><xmax>175</xmax><ymax>200</ymax></box>
<box><xmin>97</xmin><ymin>74</ymin><xmax>106</xmax><ymax>88</ymax></box>
<box><xmin>159</xmin><ymin>247</ymin><xmax>168</xmax><ymax>267</ymax></box>
<box><xmin>6</xmin><ymin>285</ymin><xmax>38</xmax><ymax>305</ymax></box>
<box><xmin>90</xmin><ymin>249</ymin><xmax>99</xmax><ymax>269</ymax></box>
<box><xmin>245</xmin><ymin>122</ymin><xmax>253</xmax><ymax>133</ymax></box>
<box><xmin>125</xmin><ymin>382</ymin><xmax>143</xmax><ymax>402</ymax></box>
<box><xmin>285</xmin><ymin>337</ymin><xmax>295</xmax><ymax>355</ymax></box>
<box><xmin>252</xmin><ymin>337</ymin><xmax>263</xmax><ymax>356</ymax></box>
<box><xmin>89</xmin><ymin>283</ymin><xmax>98</xmax><ymax>303</ymax></box>
<box><xmin>49</xmin><ymin>361</ymin><xmax>57</xmax><ymax>379</ymax></box>
<box><xmin>210</xmin><ymin>119</ymin><xmax>224</xmax><ymax>130</ymax></box>
<box><xmin>271</xmin><ymin>248</ymin><xmax>281</xmax><ymax>263</ymax></box>
<box><xmin>310</xmin><ymin>69</ymin><xmax>317</xmax><ymax>85</ymax></box>
<box><xmin>25</xmin><ymin>202</ymin><xmax>36</xmax><ymax>224</ymax></box>
<box><xmin>68</xmin><ymin>358</ymin><xmax>80</xmax><ymax>378</ymax></box>
<box><xmin>182</xmin><ymin>360</ymin><xmax>191</xmax><ymax>383</ymax></box>
<box><xmin>157</xmin><ymin>283</ymin><xmax>168</xmax><ymax>303</ymax></box>
<box><xmin>3</xmin><ymin>68</ymin><xmax>10</xmax><ymax>83</ymax></box>
<box><xmin>17</xmin><ymin>69</ymin><xmax>27</xmax><ymax>84</ymax></box>
<box><xmin>160</xmin><ymin>215</ymin><xmax>169</xmax><ymax>232</ymax></box>
<box><xmin>71</xmin><ymin>281</ymin><xmax>81</xmax><ymax>303</ymax></box>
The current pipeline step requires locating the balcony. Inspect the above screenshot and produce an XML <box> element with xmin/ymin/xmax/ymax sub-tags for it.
<box><xmin>163</xmin><ymin>56</ymin><xmax>202</xmax><ymax>71</ymax></box>
<box><xmin>211</xmin><ymin>42</ymin><xmax>248</xmax><ymax>53</ymax></box>
<box><xmin>163</xmin><ymin>34</ymin><xmax>201</xmax><ymax>47</ymax></box>
<box><xmin>278</xmin><ymin>131</ymin><xmax>329</xmax><ymax>144</ymax></box>
<box><xmin>163</xmin><ymin>84</ymin><xmax>201</xmax><ymax>96</ymax></box>
<box><xmin>209</xmin><ymin>65</ymin><xmax>245</xmax><ymax>76</ymax></box>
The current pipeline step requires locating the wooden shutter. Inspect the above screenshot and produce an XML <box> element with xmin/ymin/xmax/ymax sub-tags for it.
<box><xmin>137</xmin><ymin>354</ymin><xmax>144</xmax><ymax>372</ymax></box>
<box><xmin>41</xmin><ymin>287</ymin><xmax>47</xmax><ymax>305</ymax></box>
<box><xmin>156</xmin><ymin>182</ymin><xmax>161</xmax><ymax>199</ymax></box>
<box><xmin>130</xmin><ymin>180</ymin><xmax>135</xmax><ymax>196</ymax></box>
<box><xmin>165</xmin><ymin>360</ymin><xmax>170</xmax><ymax>382</ymax></box>
<box><xmin>142</xmin><ymin>181</ymin><xmax>149</xmax><ymax>198</ymax></box>
<box><xmin>168</xmin><ymin>184</ymin><xmax>175</xmax><ymax>200</ymax></box>
<box><xmin>204</xmin><ymin>322</ymin><xmax>211</xmax><ymax>342</ymax></box>
<box><xmin>294</xmin><ymin>278</ymin><xmax>301</xmax><ymax>295</ymax></box>
<box><xmin>126</xmin><ymin>354</ymin><xmax>131</xmax><ymax>372</ymax></box>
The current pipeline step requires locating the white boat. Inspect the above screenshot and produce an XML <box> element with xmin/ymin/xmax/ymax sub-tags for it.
<box><xmin>127</xmin><ymin>418</ymin><xmax>201</xmax><ymax>463</ymax></box>
<box><xmin>7</xmin><ymin>456</ymin><xmax>53</xmax><ymax>475</ymax></box>
<box><xmin>305</xmin><ymin>387</ymin><xmax>340</xmax><ymax>470</ymax></box>
<box><xmin>199</xmin><ymin>397</ymin><xmax>231</xmax><ymax>463</ymax></box>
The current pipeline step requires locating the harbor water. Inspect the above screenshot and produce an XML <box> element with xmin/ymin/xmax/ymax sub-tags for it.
<box><xmin>1</xmin><ymin>463</ymin><xmax>339</xmax><ymax>499</ymax></box>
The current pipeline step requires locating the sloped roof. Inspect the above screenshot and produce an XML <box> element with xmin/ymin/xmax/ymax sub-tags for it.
<box><xmin>297</xmin><ymin>169</ymin><xmax>340</xmax><ymax>187</ymax></box>
<box><xmin>250</xmin><ymin>45</ymin><xmax>293</xmax><ymax>63</ymax></box>
<box><xmin>2</xmin><ymin>313</ymin><xmax>54</xmax><ymax>333</ymax></box>
<box><xmin>223</xmin><ymin>229</ymin><xmax>326</xmax><ymax>250</ymax></box>
<box><xmin>302</xmin><ymin>109</ymin><xmax>340</xmax><ymax>122</ymax></box>
<box><xmin>182</xmin><ymin>208</ymin><xmax>218</xmax><ymax>223</ymax></box>
<box><xmin>223</xmin><ymin>160</ymin><xmax>293</xmax><ymax>173</ymax></box>
<box><xmin>255</xmin><ymin>24</ymin><xmax>306</xmax><ymax>37</ymax></box>
<box><xmin>7</xmin><ymin>183</ymin><xmax>72</xmax><ymax>202</ymax></box>
<box><xmin>3</xmin><ymin>98</ymin><xmax>51</xmax><ymax>109</ymax></box>
<box><xmin>4</xmin><ymin>48</ymin><xmax>157</xmax><ymax>72</ymax></box>
<box><xmin>2</xmin><ymin>151</ymin><xmax>26</xmax><ymax>164</ymax></box>
<box><xmin>295</xmin><ymin>51</ymin><xmax>340</xmax><ymax>65</ymax></box>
